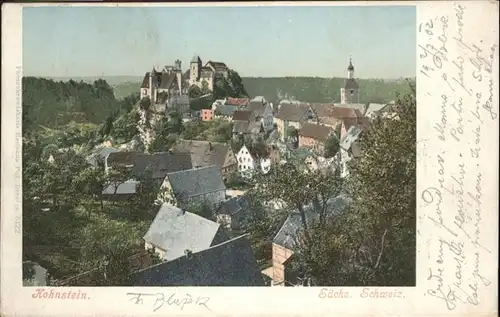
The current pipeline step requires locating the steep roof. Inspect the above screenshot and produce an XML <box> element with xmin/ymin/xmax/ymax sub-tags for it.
<box><xmin>276</xmin><ymin>103</ymin><xmax>309</xmax><ymax>122</ymax></box>
<box><xmin>248</xmin><ymin>121</ymin><xmax>263</xmax><ymax>134</ymax></box>
<box><xmin>214</xmin><ymin>104</ymin><xmax>240</xmax><ymax>117</ymax></box>
<box><xmin>309</xmin><ymin>103</ymin><xmax>336</xmax><ymax>118</ymax></box>
<box><xmin>106</xmin><ymin>151</ymin><xmax>140</xmax><ymax>166</ymax></box>
<box><xmin>133</xmin><ymin>234</ymin><xmax>265</xmax><ymax>286</ymax></box>
<box><xmin>191</xmin><ymin>55</ymin><xmax>201</xmax><ymax>64</ymax></box>
<box><xmin>167</xmin><ymin>166</ymin><xmax>226</xmax><ymax>200</ymax></box>
<box><xmin>273</xmin><ymin>195</ymin><xmax>350</xmax><ymax>250</ymax></box>
<box><xmin>247</xmin><ymin>101</ymin><xmax>266</xmax><ymax>118</ymax></box>
<box><xmin>143</xmin><ymin>203</ymin><xmax>226</xmax><ymax>261</ymax></box>
<box><xmin>158</xmin><ymin>72</ymin><xmax>178</xmax><ymax>90</ymax></box>
<box><xmin>206</xmin><ymin>61</ymin><xmax>228</xmax><ymax>69</ymax></box>
<box><xmin>226</xmin><ymin>97</ymin><xmax>250</xmax><ymax>107</ymax></box>
<box><xmin>102</xmin><ymin>180</ymin><xmax>139</xmax><ymax>195</ymax></box>
<box><xmin>329</xmin><ymin>106</ymin><xmax>359</xmax><ymax>118</ymax></box>
<box><xmin>334</xmin><ymin>103</ymin><xmax>367</xmax><ymax>115</ymax></box>
<box><xmin>216</xmin><ymin>196</ymin><xmax>249</xmax><ymax>216</ymax></box>
<box><xmin>86</xmin><ymin>147</ymin><xmax>120</xmax><ymax>166</ymax></box>
<box><xmin>298</xmin><ymin>123</ymin><xmax>334</xmax><ymax>142</ymax></box>
<box><xmin>340</xmin><ymin>125</ymin><xmax>364</xmax><ymax>152</ymax></box>
<box><xmin>140</xmin><ymin>71</ymin><xmax>162</xmax><ymax>89</ymax></box>
<box><xmin>342</xmin><ymin>116</ymin><xmax>371</xmax><ymax>133</ymax></box>
<box><xmin>132</xmin><ymin>152</ymin><xmax>193</xmax><ymax>180</ymax></box>
<box><xmin>232</xmin><ymin>120</ymin><xmax>250</xmax><ymax>134</ymax></box>
<box><xmin>171</xmin><ymin>140</ymin><xmax>234</xmax><ymax>169</ymax></box>
<box><xmin>232</xmin><ymin>110</ymin><xmax>252</xmax><ymax>121</ymax></box>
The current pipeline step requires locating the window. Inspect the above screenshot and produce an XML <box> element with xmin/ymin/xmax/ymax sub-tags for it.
<box><xmin>350</xmin><ymin>89</ymin><xmax>354</xmax><ymax>95</ymax></box>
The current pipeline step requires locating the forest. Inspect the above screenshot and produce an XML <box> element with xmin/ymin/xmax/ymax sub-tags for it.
<box><xmin>112</xmin><ymin>76</ymin><xmax>415</xmax><ymax>104</ymax></box>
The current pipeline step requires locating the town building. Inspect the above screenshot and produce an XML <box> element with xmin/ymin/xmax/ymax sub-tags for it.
<box><xmin>264</xmin><ymin>195</ymin><xmax>350</xmax><ymax>286</ymax></box>
<box><xmin>171</xmin><ymin>140</ymin><xmax>238</xmax><ymax>177</ymax></box>
<box><xmin>200</xmin><ymin>108</ymin><xmax>214</xmax><ymax>121</ymax></box>
<box><xmin>275</xmin><ymin>101</ymin><xmax>311</xmax><ymax>142</ymax></box>
<box><xmin>134</xmin><ymin>234</ymin><xmax>264</xmax><ymax>286</ymax></box>
<box><xmin>298</xmin><ymin>122</ymin><xmax>334</xmax><ymax>154</ymax></box>
<box><xmin>142</xmin><ymin>203</ymin><xmax>228</xmax><ymax>261</ymax></box>
<box><xmin>160</xmin><ymin>166</ymin><xmax>227</xmax><ymax>208</ymax></box>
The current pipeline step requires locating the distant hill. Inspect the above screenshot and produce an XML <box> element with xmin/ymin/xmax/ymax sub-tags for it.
<box><xmin>42</xmin><ymin>75</ymin><xmax>415</xmax><ymax>104</ymax></box>
<box><xmin>111</xmin><ymin>76</ymin><xmax>414</xmax><ymax>103</ymax></box>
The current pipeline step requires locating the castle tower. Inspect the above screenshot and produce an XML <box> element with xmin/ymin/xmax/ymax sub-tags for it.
<box><xmin>149</xmin><ymin>66</ymin><xmax>157</xmax><ymax>103</ymax></box>
<box><xmin>189</xmin><ymin>55</ymin><xmax>202</xmax><ymax>86</ymax></box>
<box><xmin>340</xmin><ymin>58</ymin><xmax>360</xmax><ymax>104</ymax></box>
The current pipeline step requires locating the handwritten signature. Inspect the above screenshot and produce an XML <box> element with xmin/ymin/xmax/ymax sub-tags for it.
<box><xmin>127</xmin><ymin>292</ymin><xmax>211</xmax><ymax>312</ymax></box>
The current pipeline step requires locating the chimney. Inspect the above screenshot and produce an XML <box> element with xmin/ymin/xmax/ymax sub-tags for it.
<box><xmin>208</xmin><ymin>142</ymin><xmax>212</xmax><ymax>151</ymax></box>
<box><xmin>184</xmin><ymin>249</ymin><xmax>193</xmax><ymax>259</ymax></box>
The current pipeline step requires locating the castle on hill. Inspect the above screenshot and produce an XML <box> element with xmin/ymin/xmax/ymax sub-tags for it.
<box><xmin>140</xmin><ymin>55</ymin><xmax>230</xmax><ymax>104</ymax></box>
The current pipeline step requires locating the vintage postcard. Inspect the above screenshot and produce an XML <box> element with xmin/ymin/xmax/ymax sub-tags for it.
<box><xmin>1</xmin><ymin>1</ymin><xmax>498</xmax><ymax>316</ymax></box>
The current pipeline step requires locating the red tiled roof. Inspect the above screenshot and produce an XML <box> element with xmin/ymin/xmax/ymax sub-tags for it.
<box><xmin>226</xmin><ymin>97</ymin><xmax>249</xmax><ymax>107</ymax></box>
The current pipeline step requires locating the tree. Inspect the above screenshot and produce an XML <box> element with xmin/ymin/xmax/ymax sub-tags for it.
<box><xmin>139</xmin><ymin>97</ymin><xmax>151</xmax><ymax>111</ymax></box>
<box><xmin>185</xmin><ymin>201</ymin><xmax>216</xmax><ymax>222</ymax></box>
<box><xmin>201</xmin><ymin>80</ymin><xmax>211</xmax><ymax>94</ymax></box>
<box><xmin>292</xmin><ymin>92</ymin><xmax>416</xmax><ymax>286</ymax></box>
<box><xmin>111</xmin><ymin>108</ymin><xmax>139</xmax><ymax>142</ymax></box>
<box><xmin>188</xmin><ymin>85</ymin><xmax>203</xmax><ymax>99</ymax></box>
<box><xmin>324</xmin><ymin>135</ymin><xmax>340</xmax><ymax>158</ymax></box>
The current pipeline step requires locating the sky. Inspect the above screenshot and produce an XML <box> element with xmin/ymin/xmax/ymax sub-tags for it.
<box><xmin>23</xmin><ymin>5</ymin><xmax>416</xmax><ymax>79</ymax></box>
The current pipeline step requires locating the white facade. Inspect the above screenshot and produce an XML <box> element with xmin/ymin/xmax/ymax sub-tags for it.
<box><xmin>236</xmin><ymin>145</ymin><xmax>258</xmax><ymax>178</ymax></box>
<box><xmin>335</xmin><ymin>149</ymin><xmax>352</xmax><ymax>178</ymax></box>
<box><xmin>260</xmin><ymin>157</ymin><xmax>271</xmax><ymax>174</ymax></box>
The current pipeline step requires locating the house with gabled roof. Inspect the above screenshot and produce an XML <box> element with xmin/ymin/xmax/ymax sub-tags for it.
<box><xmin>142</xmin><ymin>203</ymin><xmax>229</xmax><ymax>261</ymax></box>
<box><xmin>298</xmin><ymin>122</ymin><xmax>334</xmax><ymax>154</ymax></box>
<box><xmin>133</xmin><ymin>234</ymin><xmax>265</xmax><ymax>286</ymax></box>
<box><xmin>232</xmin><ymin>120</ymin><xmax>264</xmax><ymax>142</ymax></box>
<box><xmin>213</xmin><ymin>104</ymin><xmax>243</xmax><ymax>121</ymax></box>
<box><xmin>226</xmin><ymin>97</ymin><xmax>250</xmax><ymax>107</ymax></box>
<box><xmin>170</xmin><ymin>140</ymin><xmax>237</xmax><ymax>176</ymax></box>
<box><xmin>266</xmin><ymin>195</ymin><xmax>350</xmax><ymax>286</ymax></box>
<box><xmin>235</xmin><ymin>144</ymin><xmax>272</xmax><ymax>178</ymax></box>
<box><xmin>160</xmin><ymin>165</ymin><xmax>227</xmax><ymax>208</ymax></box>
<box><xmin>86</xmin><ymin>146</ymin><xmax>120</xmax><ymax>167</ymax></box>
<box><xmin>275</xmin><ymin>102</ymin><xmax>311</xmax><ymax>142</ymax></box>
<box><xmin>132</xmin><ymin>152</ymin><xmax>193</xmax><ymax>181</ymax></box>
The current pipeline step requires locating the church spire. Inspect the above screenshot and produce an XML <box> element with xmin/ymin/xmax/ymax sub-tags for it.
<box><xmin>347</xmin><ymin>58</ymin><xmax>354</xmax><ymax>79</ymax></box>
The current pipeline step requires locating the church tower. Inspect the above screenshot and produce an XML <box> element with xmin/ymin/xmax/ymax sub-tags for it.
<box><xmin>340</xmin><ymin>58</ymin><xmax>360</xmax><ymax>104</ymax></box>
